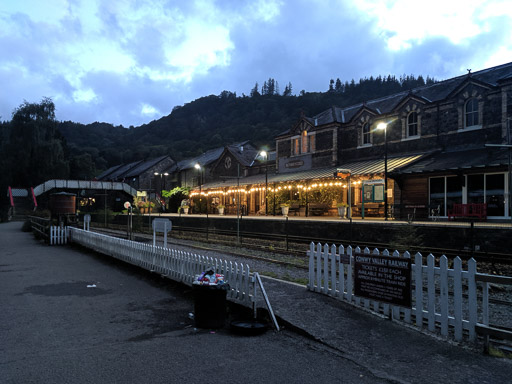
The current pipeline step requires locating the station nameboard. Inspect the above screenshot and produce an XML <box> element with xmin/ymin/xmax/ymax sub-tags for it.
<box><xmin>354</xmin><ymin>253</ymin><xmax>411</xmax><ymax>308</ymax></box>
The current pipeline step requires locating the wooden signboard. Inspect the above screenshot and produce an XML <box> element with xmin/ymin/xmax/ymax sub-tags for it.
<box><xmin>354</xmin><ymin>253</ymin><xmax>411</xmax><ymax>308</ymax></box>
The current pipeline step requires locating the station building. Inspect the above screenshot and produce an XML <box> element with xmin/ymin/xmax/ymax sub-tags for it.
<box><xmin>187</xmin><ymin>62</ymin><xmax>512</xmax><ymax>221</ymax></box>
<box><xmin>96</xmin><ymin>62</ymin><xmax>512</xmax><ymax>221</ymax></box>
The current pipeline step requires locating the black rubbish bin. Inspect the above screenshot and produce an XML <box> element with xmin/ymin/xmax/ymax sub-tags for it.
<box><xmin>193</xmin><ymin>284</ymin><xmax>228</xmax><ymax>329</ymax></box>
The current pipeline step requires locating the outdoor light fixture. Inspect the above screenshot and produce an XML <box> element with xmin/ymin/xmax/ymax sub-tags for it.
<box><xmin>153</xmin><ymin>172</ymin><xmax>169</xmax><ymax>206</ymax></box>
<box><xmin>377</xmin><ymin>122</ymin><xmax>388</xmax><ymax>220</ymax></box>
<box><xmin>195</xmin><ymin>163</ymin><xmax>202</xmax><ymax>214</ymax></box>
<box><xmin>260</xmin><ymin>150</ymin><xmax>268</xmax><ymax>215</ymax></box>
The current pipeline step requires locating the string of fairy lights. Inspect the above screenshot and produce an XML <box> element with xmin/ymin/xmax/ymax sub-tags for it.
<box><xmin>188</xmin><ymin>179</ymin><xmax>363</xmax><ymax>197</ymax></box>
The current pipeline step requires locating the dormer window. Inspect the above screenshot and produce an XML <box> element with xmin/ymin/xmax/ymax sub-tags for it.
<box><xmin>407</xmin><ymin>112</ymin><xmax>418</xmax><ymax>137</ymax></box>
<box><xmin>291</xmin><ymin>130</ymin><xmax>315</xmax><ymax>155</ymax></box>
<box><xmin>362</xmin><ymin>123</ymin><xmax>371</xmax><ymax>145</ymax></box>
<box><xmin>465</xmin><ymin>98</ymin><xmax>479</xmax><ymax>128</ymax></box>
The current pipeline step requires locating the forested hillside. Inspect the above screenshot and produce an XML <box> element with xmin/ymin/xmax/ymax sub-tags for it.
<box><xmin>56</xmin><ymin>74</ymin><xmax>434</xmax><ymax>172</ymax></box>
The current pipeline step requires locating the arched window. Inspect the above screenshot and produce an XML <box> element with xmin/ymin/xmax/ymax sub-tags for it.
<box><xmin>465</xmin><ymin>98</ymin><xmax>479</xmax><ymax>128</ymax></box>
<box><xmin>362</xmin><ymin>123</ymin><xmax>371</xmax><ymax>145</ymax></box>
<box><xmin>407</xmin><ymin>112</ymin><xmax>418</xmax><ymax>137</ymax></box>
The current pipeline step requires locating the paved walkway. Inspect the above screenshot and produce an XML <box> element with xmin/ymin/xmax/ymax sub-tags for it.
<box><xmin>0</xmin><ymin>221</ymin><xmax>385</xmax><ymax>384</ymax></box>
<box><xmin>259</xmin><ymin>277</ymin><xmax>512</xmax><ymax>383</ymax></box>
<box><xmin>2</xmin><ymin>221</ymin><xmax>512</xmax><ymax>383</ymax></box>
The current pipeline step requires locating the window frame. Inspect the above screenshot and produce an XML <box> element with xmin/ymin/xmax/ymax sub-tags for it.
<box><xmin>407</xmin><ymin>111</ymin><xmax>419</xmax><ymax>138</ymax></box>
<box><xmin>464</xmin><ymin>98</ymin><xmax>480</xmax><ymax>129</ymax></box>
<box><xmin>361</xmin><ymin>123</ymin><xmax>371</xmax><ymax>146</ymax></box>
<box><xmin>291</xmin><ymin>131</ymin><xmax>316</xmax><ymax>156</ymax></box>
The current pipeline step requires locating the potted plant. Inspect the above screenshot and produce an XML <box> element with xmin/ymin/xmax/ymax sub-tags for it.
<box><xmin>180</xmin><ymin>205</ymin><xmax>190</xmax><ymax>214</ymax></box>
<box><xmin>217</xmin><ymin>204</ymin><xmax>225</xmax><ymax>215</ymax></box>
<box><xmin>336</xmin><ymin>202</ymin><xmax>349</xmax><ymax>218</ymax></box>
<box><xmin>145</xmin><ymin>201</ymin><xmax>155</xmax><ymax>215</ymax></box>
<box><xmin>280</xmin><ymin>203</ymin><xmax>290</xmax><ymax>217</ymax></box>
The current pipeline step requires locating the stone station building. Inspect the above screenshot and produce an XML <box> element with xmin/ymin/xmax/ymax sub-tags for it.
<box><xmin>93</xmin><ymin>62</ymin><xmax>512</xmax><ymax>221</ymax></box>
<box><xmin>189</xmin><ymin>62</ymin><xmax>512</xmax><ymax>221</ymax></box>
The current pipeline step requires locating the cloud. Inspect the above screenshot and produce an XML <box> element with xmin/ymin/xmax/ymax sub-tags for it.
<box><xmin>0</xmin><ymin>0</ymin><xmax>511</xmax><ymax>126</ymax></box>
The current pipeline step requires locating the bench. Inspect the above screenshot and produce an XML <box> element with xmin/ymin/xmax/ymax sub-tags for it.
<box><xmin>308</xmin><ymin>203</ymin><xmax>329</xmax><ymax>216</ymax></box>
<box><xmin>448</xmin><ymin>203</ymin><xmax>487</xmax><ymax>221</ymax></box>
<box><xmin>360</xmin><ymin>203</ymin><xmax>383</xmax><ymax>217</ymax></box>
<box><xmin>288</xmin><ymin>203</ymin><xmax>301</xmax><ymax>216</ymax></box>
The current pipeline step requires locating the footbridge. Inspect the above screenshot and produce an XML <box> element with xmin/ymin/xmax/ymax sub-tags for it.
<box><xmin>7</xmin><ymin>180</ymin><xmax>138</xmax><ymax>218</ymax></box>
<box><xmin>32</xmin><ymin>179</ymin><xmax>138</xmax><ymax>197</ymax></box>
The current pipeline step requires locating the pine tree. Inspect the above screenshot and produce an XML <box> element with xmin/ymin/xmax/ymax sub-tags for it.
<box><xmin>329</xmin><ymin>79</ymin><xmax>334</xmax><ymax>92</ymax></box>
<box><xmin>251</xmin><ymin>82</ymin><xmax>260</xmax><ymax>97</ymax></box>
<box><xmin>335</xmin><ymin>78</ymin><xmax>343</xmax><ymax>93</ymax></box>
<box><xmin>283</xmin><ymin>82</ymin><xmax>293</xmax><ymax>96</ymax></box>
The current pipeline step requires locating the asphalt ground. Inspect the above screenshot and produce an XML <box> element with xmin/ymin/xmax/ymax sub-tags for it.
<box><xmin>1</xmin><ymin>221</ymin><xmax>387</xmax><ymax>384</ymax></box>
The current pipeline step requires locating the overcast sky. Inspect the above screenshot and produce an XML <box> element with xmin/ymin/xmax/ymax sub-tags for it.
<box><xmin>1</xmin><ymin>0</ymin><xmax>511</xmax><ymax>127</ymax></box>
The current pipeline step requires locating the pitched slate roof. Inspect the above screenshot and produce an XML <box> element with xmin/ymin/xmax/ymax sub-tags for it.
<box><xmin>302</xmin><ymin>61</ymin><xmax>512</xmax><ymax>128</ymax></box>
<box><xmin>124</xmin><ymin>155</ymin><xmax>171</xmax><ymax>178</ymax></box>
<box><xmin>100</xmin><ymin>160</ymin><xmax>143</xmax><ymax>181</ymax></box>
<box><xmin>96</xmin><ymin>164</ymin><xmax>123</xmax><ymax>180</ymax></box>
<box><xmin>177</xmin><ymin>141</ymin><xmax>251</xmax><ymax>171</ymax></box>
<box><xmin>390</xmin><ymin>148</ymin><xmax>510</xmax><ymax>175</ymax></box>
<box><xmin>225</xmin><ymin>143</ymin><xmax>259</xmax><ymax>167</ymax></box>
<box><xmin>177</xmin><ymin>147</ymin><xmax>226</xmax><ymax>171</ymax></box>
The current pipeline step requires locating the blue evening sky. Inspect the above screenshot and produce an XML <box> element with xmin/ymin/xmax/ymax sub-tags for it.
<box><xmin>1</xmin><ymin>0</ymin><xmax>511</xmax><ymax>127</ymax></box>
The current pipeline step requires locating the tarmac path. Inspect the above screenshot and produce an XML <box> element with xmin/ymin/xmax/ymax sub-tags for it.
<box><xmin>1</xmin><ymin>221</ymin><xmax>511</xmax><ymax>383</ymax></box>
<box><xmin>0</xmin><ymin>221</ymin><xmax>386</xmax><ymax>384</ymax></box>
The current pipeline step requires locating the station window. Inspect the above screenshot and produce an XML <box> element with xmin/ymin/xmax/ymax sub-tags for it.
<box><xmin>407</xmin><ymin>112</ymin><xmax>418</xmax><ymax>137</ymax></box>
<box><xmin>362</xmin><ymin>123</ymin><xmax>371</xmax><ymax>145</ymax></box>
<box><xmin>464</xmin><ymin>98</ymin><xmax>479</xmax><ymax>128</ymax></box>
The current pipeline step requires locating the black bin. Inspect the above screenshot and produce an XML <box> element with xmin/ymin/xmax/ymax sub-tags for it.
<box><xmin>193</xmin><ymin>285</ymin><xmax>228</xmax><ymax>329</ymax></box>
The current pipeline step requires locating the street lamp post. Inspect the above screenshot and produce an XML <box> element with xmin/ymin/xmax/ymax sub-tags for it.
<box><xmin>377</xmin><ymin>122</ymin><xmax>388</xmax><ymax>220</ymax></box>
<box><xmin>153</xmin><ymin>172</ymin><xmax>169</xmax><ymax>195</ymax></box>
<box><xmin>194</xmin><ymin>163</ymin><xmax>202</xmax><ymax>214</ymax></box>
<box><xmin>260</xmin><ymin>150</ymin><xmax>268</xmax><ymax>215</ymax></box>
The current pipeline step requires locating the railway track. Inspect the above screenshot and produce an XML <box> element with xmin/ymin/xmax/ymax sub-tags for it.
<box><xmin>90</xmin><ymin>225</ymin><xmax>512</xmax><ymax>305</ymax></box>
<box><xmin>92</xmin><ymin>223</ymin><xmax>512</xmax><ymax>268</ymax></box>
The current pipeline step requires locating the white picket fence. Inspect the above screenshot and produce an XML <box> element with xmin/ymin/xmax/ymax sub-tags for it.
<box><xmin>69</xmin><ymin>228</ymin><xmax>253</xmax><ymax>303</ymax></box>
<box><xmin>50</xmin><ymin>226</ymin><xmax>69</xmax><ymax>245</ymax></box>
<box><xmin>308</xmin><ymin>243</ymin><xmax>484</xmax><ymax>342</ymax></box>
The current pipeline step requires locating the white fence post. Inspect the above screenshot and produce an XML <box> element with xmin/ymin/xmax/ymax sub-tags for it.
<box><xmin>414</xmin><ymin>252</ymin><xmax>423</xmax><ymax>328</ymax></box>
<box><xmin>305</xmin><ymin>241</ymin><xmax>487</xmax><ymax>344</ymax></box>
<box><xmin>67</xmin><ymin>228</ymin><xmax>256</xmax><ymax>305</ymax></box>
<box><xmin>468</xmin><ymin>258</ymin><xmax>477</xmax><ymax>341</ymax></box>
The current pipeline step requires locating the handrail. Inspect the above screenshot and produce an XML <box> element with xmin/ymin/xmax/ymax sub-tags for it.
<box><xmin>254</xmin><ymin>272</ymin><xmax>280</xmax><ymax>331</ymax></box>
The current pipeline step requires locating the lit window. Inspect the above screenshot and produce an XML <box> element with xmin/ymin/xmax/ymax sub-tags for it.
<box><xmin>301</xmin><ymin>131</ymin><xmax>308</xmax><ymax>153</ymax></box>
<box><xmin>292</xmin><ymin>138</ymin><xmax>300</xmax><ymax>155</ymax></box>
<box><xmin>465</xmin><ymin>98</ymin><xmax>479</xmax><ymax>128</ymax></box>
<box><xmin>309</xmin><ymin>134</ymin><xmax>315</xmax><ymax>152</ymax></box>
<box><xmin>407</xmin><ymin>112</ymin><xmax>418</xmax><ymax>137</ymax></box>
<box><xmin>362</xmin><ymin>123</ymin><xmax>371</xmax><ymax>145</ymax></box>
